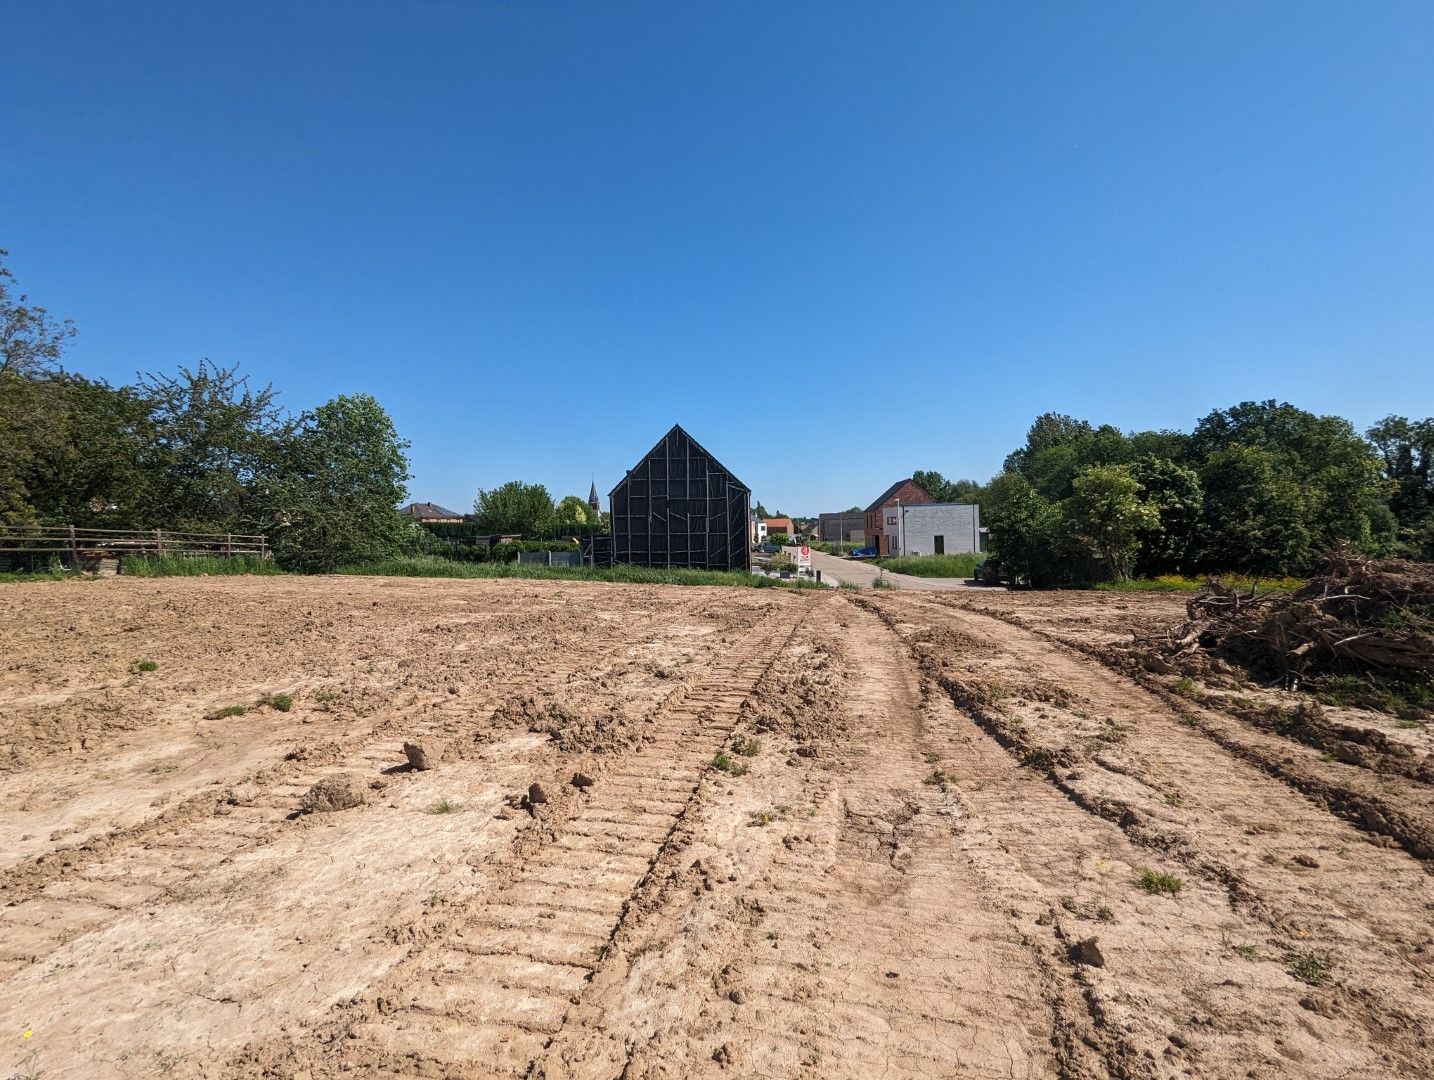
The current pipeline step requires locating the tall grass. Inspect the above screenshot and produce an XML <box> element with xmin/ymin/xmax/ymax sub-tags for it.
<box><xmin>123</xmin><ymin>555</ymin><xmax>284</xmax><ymax>577</ymax></box>
<box><xmin>872</xmin><ymin>553</ymin><xmax>986</xmax><ymax>578</ymax></box>
<box><xmin>336</xmin><ymin>555</ymin><xmax>828</xmax><ymax>589</ymax></box>
<box><xmin>1095</xmin><ymin>574</ymin><xmax>1306</xmax><ymax>594</ymax></box>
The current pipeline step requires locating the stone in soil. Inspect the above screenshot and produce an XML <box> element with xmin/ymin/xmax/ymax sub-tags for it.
<box><xmin>403</xmin><ymin>740</ymin><xmax>443</xmax><ymax>771</ymax></box>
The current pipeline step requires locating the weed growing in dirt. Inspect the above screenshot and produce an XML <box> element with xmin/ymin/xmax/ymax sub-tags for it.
<box><xmin>124</xmin><ymin>555</ymin><xmax>282</xmax><ymax>578</ymax></box>
<box><xmin>1095</xmin><ymin>906</ymin><xmax>1115</xmax><ymax>922</ymax></box>
<box><xmin>135</xmin><ymin>659</ymin><xmax>159</xmax><ymax>673</ymax></box>
<box><xmin>1287</xmin><ymin>950</ymin><xmax>1333</xmax><ymax>986</ymax></box>
<box><xmin>713</xmin><ymin>752</ymin><xmax>749</xmax><ymax>776</ymax></box>
<box><xmin>1172</xmin><ymin>677</ymin><xmax>1197</xmax><ymax>694</ymax></box>
<box><xmin>924</xmin><ymin>769</ymin><xmax>950</xmax><ymax>786</ymax></box>
<box><xmin>257</xmin><ymin>692</ymin><xmax>294</xmax><ymax>712</ymax></box>
<box><xmin>872</xmin><ymin>573</ymin><xmax>896</xmax><ymax>590</ymax></box>
<box><xmin>1135</xmin><ymin>868</ymin><xmax>1184</xmax><ymax>896</ymax></box>
<box><xmin>731</xmin><ymin>735</ymin><xmax>762</xmax><ymax>757</ymax></box>
<box><xmin>428</xmin><ymin>798</ymin><xmax>458</xmax><ymax>814</ymax></box>
<box><xmin>315</xmin><ymin>690</ymin><xmax>338</xmax><ymax>706</ymax></box>
<box><xmin>150</xmin><ymin>763</ymin><xmax>178</xmax><ymax>774</ymax></box>
<box><xmin>1164</xmin><ymin>792</ymin><xmax>1183</xmax><ymax>807</ymax></box>
<box><xmin>1232</xmin><ymin>943</ymin><xmax>1260</xmax><ymax>959</ymax></box>
<box><xmin>748</xmin><ymin>806</ymin><xmax>791</xmax><ymax>826</ymax></box>
<box><xmin>838</xmin><ymin>581</ymin><xmax>863</xmax><ymax>591</ymax></box>
<box><xmin>872</xmin><ymin>553</ymin><xmax>986</xmax><ymax>578</ymax></box>
<box><xmin>923</xmin><ymin>751</ymin><xmax>943</xmax><ymax>765</ymax></box>
<box><xmin>210</xmin><ymin>704</ymin><xmax>248</xmax><ymax>718</ymax></box>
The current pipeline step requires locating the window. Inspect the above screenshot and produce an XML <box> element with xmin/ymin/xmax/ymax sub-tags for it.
<box><xmin>934</xmin><ymin>535</ymin><xmax>945</xmax><ymax>555</ymax></box>
<box><xmin>886</xmin><ymin>515</ymin><xmax>896</xmax><ymax>526</ymax></box>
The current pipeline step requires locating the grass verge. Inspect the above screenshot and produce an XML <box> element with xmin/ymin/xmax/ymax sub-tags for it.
<box><xmin>337</xmin><ymin>556</ymin><xmax>829</xmax><ymax>589</ymax></box>
<box><xmin>871</xmin><ymin>553</ymin><xmax>985</xmax><ymax>578</ymax></box>
<box><xmin>122</xmin><ymin>555</ymin><xmax>283</xmax><ymax>577</ymax></box>
<box><xmin>1096</xmin><ymin>574</ymin><xmax>1306</xmax><ymax>594</ymax></box>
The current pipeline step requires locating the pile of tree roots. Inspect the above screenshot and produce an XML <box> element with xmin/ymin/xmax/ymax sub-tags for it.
<box><xmin>1151</xmin><ymin>547</ymin><xmax>1434</xmax><ymax>690</ymax></box>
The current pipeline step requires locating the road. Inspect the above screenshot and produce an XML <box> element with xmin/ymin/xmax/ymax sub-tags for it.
<box><xmin>804</xmin><ymin>547</ymin><xmax>992</xmax><ymax>590</ymax></box>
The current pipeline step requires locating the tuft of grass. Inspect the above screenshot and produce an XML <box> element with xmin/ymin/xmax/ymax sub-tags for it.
<box><xmin>1232</xmin><ymin>943</ymin><xmax>1260</xmax><ymax>960</ymax></box>
<box><xmin>135</xmin><ymin>659</ymin><xmax>159</xmax><ymax>673</ymax></box>
<box><xmin>871</xmin><ymin>553</ymin><xmax>986</xmax><ymax>578</ymax></box>
<box><xmin>1287</xmin><ymin>950</ymin><xmax>1332</xmax><ymax>986</ymax></box>
<box><xmin>1164</xmin><ymin>792</ymin><xmax>1183</xmax><ymax>807</ymax></box>
<box><xmin>924</xmin><ymin>769</ymin><xmax>950</xmax><ymax>786</ymax></box>
<box><xmin>871</xmin><ymin>573</ymin><xmax>897</xmax><ymax>590</ymax></box>
<box><xmin>1095</xmin><ymin>905</ymin><xmax>1115</xmax><ymax>922</ymax></box>
<box><xmin>731</xmin><ymin>735</ymin><xmax>762</xmax><ymax>757</ymax></box>
<box><xmin>838</xmin><ymin>581</ymin><xmax>863</xmax><ymax>591</ymax></box>
<box><xmin>923</xmin><ymin>751</ymin><xmax>943</xmax><ymax>765</ymax></box>
<box><xmin>210</xmin><ymin>704</ymin><xmax>248</xmax><ymax>719</ymax></box>
<box><xmin>1096</xmin><ymin>574</ymin><xmax>1306</xmax><ymax>594</ymax></box>
<box><xmin>427</xmin><ymin>798</ymin><xmax>458</xmax><ymax>815</ymax></box>
<box><xmin>712</xmin><ymin>751</ymin><xmax>750</xmax><ymax>777</ymax></box>
<box><xmin>257</xmin><ymin>692</ymin><xmax>294</xmax><ymax>712</ymax></box>
<box><xmin>1135</xmin><ymin>867</ymin><xmax>1184</xmax><ymax>896</ymax></box>
<box><xmin>747</xmin><ymin>806</ymin><xmax>791</xmax><ymax>827</ymax></box>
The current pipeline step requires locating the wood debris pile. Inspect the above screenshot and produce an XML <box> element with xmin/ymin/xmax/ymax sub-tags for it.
<box><xmin>1149</xmin><ymin>546</ymin><xmax>1434</xmax><ymax>689</ymax></box>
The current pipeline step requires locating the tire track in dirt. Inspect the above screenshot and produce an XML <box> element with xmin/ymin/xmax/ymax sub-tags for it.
<box><xmin>874</xmin><ymin>594</ymin><xmax>1434</xmax><ymax>1076</ymax></box>
<box><xmin>0</xmin><ymin>594</ymin><xmax>722</xmax><ymax>986</ymax></box>
<box><xmin>955</xmin><ymin>597</ymin><xmax>1434</xmax><ymax>856</ymax></box>
<box><xmin>230</xmin><ymin>619</ymin><xmax>807</xmax><ymax>1078</ymax></box>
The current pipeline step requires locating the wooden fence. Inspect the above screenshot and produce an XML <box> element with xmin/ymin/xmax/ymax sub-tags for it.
<box><xmin>0</xmin><ymin>526</ymin><xmax>269</xmax><ymax>569</ymax></box>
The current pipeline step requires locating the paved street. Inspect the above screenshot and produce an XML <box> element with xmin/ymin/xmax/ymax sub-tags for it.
<box><xmin>804</xmin><ymin>548</ymin><xmax>995</xmax><ymax>591</ymax></box>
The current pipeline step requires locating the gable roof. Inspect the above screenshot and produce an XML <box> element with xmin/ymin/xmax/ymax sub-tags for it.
<box><xmin>610</xmin><ymin>424</ymin><xmax>751</xmax><ymax>496</ymax></box>
<box><xmin>402</xmin><ymin>501</ymin><xmax>465</xmax><ymax>519</ymax></box>
<box><xmin>863</xmin><ymin>478</ymin><xmax>933</xmax><ymax>514</ymax></box>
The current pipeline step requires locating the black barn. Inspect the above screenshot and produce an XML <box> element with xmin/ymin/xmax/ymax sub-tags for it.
<box><xmin>610</xmin><ymin>426</ymin><xmax>751</xmax><ymax>571</ymax></box>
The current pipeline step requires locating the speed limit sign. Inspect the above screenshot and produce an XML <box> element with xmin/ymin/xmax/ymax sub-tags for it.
<box><xmin>797</xmin><ymin>545</ymin><xmax>812</xmax><ymax>569</ymax></box>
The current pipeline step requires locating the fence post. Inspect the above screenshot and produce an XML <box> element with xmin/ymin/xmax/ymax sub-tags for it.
<box><xmin>154</xmin><ymin>528</ymin><xmax>164</xmax><ymax>556</ymax></box>
<box><xmin>225</xmin><ymin>533</ymin><xmax>232</xmax><ymax>559</ymax></box>
<box><xmin>68</xmin><ymin>524</ymin><xmax>79</xmax><ymax>570</ymax></box>
<box><xmin>260</xmin><ymin>535</ymin><xmax>267</xmax><ymax>560</ymax></box>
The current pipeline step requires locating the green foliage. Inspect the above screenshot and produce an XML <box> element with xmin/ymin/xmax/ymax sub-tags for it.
<box><xmin>1367</xmin><ymin>415</ymin><xmax>1434</xmax><ymax>559</ymax></box>
<box><xmin>766</xmin><ymin>551</ymin><xmax>797</xmax><ymax>574</ymax></box>
<box><xmin>0</xmin><ymin>249</ymin><xmax>76</xmax><ymax>378</ymax></box>
<box><xmin>554</xmin><ymin>494</ymin><xmax>596</xmax><ymax>529</ymax></box>
<box><xmin>767</xmin><ymin>532</ymin><xmax>790</xmax><ymax>546</ymax></box>
<box><xmin>1064</xmin><ymin>465</ymin><xmax>1160</xmax><ymax>582</ymax></box>
<box><xmin>135</xmin><ymin>659</ymin><xmax>159</xmax><ymax>673</ymax></box>
<box><xmin>257</xmin><ymin>692</ymin><xmax>294</xmax><ymax>712</ymax></box>
<box><xmin>1286</xmin><ymin>950</ymin><xmax>1332</xmax><ymax>986</ymax></box>
<box><xmin>209</xmin><ymin>704</ymin><xmax>249</xmax><ymax>718</ymax></box>
<box><xmin>473</xmin><ymin>480</ymin><xmax>555</xmax><ymax>535</ymax></box>
<box><xmin>1129</xmin><ymin>456</ymin><xmax>1203</xmax><ymax>574</ymax></box>
<box><xmin>911</xmin><ymin>470</ymin><xmax>983</xmax><ymax>503</ymax></box>
<box><xmin>268</xmin><ymin>394</ymin><xmax>411</xmax><ymax>572</ymax></box>
<box><xmin>872</xmin><ymin>553</ymin><xmax>985</xmax><ymax>577</ymax></box>
<box><xmin>712</xmin><ymin>751</ymin><xmax>749</xmax><ymax>776</ymax></box>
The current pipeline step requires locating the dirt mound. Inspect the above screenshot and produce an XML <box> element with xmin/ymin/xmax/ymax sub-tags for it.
<box><xmin>299</xmin><ymin>773</ymin><xmax>370</xmax><ymax>813</ymax></box>
<box><xmin>1142</xmin><ymin>548</ymin><xmax>1434</xmax><ymax>697</ymax></box>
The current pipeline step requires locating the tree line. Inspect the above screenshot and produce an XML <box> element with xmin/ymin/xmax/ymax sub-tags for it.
<box><xmin>1</xmin><ymin>252</ymin><xmax>411</xmax><ymax>572</ymax></box>
<box><xmin>918</xmin><ymin>405</ymin><xmax>1433</xmax><ymax>585</ymax></box>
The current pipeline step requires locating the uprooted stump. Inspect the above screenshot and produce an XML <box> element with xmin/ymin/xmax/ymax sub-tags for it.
<box><xmin>1140</xmin><ymin>547</ymin><xmax>1434</xmax><ymax>693</ymax></box>
<box><xmin>300</xmin><ymin>773</ymin><xmax>370</xmax><ymax>814</ymax></box>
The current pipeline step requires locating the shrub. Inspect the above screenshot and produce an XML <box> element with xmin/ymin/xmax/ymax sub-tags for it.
<box><xmin>1135</xmin><ymin>867</ymin><xmax>1184</xmax><ymax>895</ymax></box>
<box><xmin>257</xmin><ymin>692</ymin><xmax>294</xmax><ymax>712</ymax></box>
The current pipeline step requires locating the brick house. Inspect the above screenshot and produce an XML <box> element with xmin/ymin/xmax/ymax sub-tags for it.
<box><xmin>863</xmin><ymin>479</ymin><xmax>935</xmax><ymax>556</ymax></box>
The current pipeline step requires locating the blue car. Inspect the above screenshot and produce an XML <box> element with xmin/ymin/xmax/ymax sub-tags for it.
<box><xmin>849</xmin><ymin>547</ymin><xmax>878</xmax><ymax>560</ymax></box>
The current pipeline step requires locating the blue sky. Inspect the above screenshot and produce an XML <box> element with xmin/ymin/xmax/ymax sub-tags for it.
<box><xmin>4</xmin><ymin>3</ymin><xmax>1431</xmax><ymax>515</ymax></box>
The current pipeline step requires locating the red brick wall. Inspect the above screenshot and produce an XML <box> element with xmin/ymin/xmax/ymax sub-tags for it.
<box><xmin>864</xmin><ymin>480</ymin><xmax>935</xmax><ymax>556</ymax></box>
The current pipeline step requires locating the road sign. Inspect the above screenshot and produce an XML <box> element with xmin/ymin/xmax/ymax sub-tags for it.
<box><xmin>797</xmin><ymin>545</ymin><xmax>812</xmax><ymax>569</ymax></box>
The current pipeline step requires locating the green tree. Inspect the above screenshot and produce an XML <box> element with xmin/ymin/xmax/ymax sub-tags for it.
<box><xmin>474</xmin><ymin>481</ymin><xmax>555</xmax><ymax>535</ymax></box>
<box><xmin>912</xmin><ymin>471</ymin><xmax>985</xmax><ymax>503</ymax></box>
<box><xmin>1198</xmin><ymin>445</ymin><xmax>1315</xmax><ymax>574</ymax></box>
<box><xmin>1128</xmin><ymin>456</ymin><xmax>1203</xmax><ymax>575</ymax></box>
<box><xmin>1064</xmin><ymin>465</ymin><xmax>1159</xmax><ymax>581</ymax></box>
<box><xmin>1367</xmin><ymin>415</ymin><xmax>1434</xmax><ymax>558</ymax></box>
<box><xmin>984</xmin><ymin>472</ymin><xmax>1074</xmax><ymax>587</ymax></box>
<box><xmin>268</xmin><ymin>394</ymin><xmax>410</xmax><ymax>572</ymax></box>
<box><xmin>136</xmin><ymin>360</ymin><xmax>288</xmax><ymax>533</ymax></box>
<box><xmin>555</xmin><ymin>494</ymin><xmax>595</xmax><ymax>529</ymax></box>
<box><xmin>0</xmin><ymin>250</ymin><xmax>76</xmax><ymax>378</ymax></box>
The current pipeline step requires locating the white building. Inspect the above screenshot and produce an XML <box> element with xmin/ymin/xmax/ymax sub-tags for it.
<box><xmin>883</xmin><ymin>503</ymin><xmax>982</xmax><ymax>557</ymax></box>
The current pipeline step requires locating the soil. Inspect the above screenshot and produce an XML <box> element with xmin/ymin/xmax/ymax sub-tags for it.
<box><xmin>1</xmin><ymin>576</ymin><xmax>1432</xmax><ymax>1079</ymax></box>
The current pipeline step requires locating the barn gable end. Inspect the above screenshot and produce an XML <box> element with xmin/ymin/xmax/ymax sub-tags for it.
<box><xmin>609</xmin><ymin>426</ymin><xmax>751</xmax><ymax>572</ymax></box>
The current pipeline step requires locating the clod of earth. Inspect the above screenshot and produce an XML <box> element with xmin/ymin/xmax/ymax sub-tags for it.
<box><xmin>571</xmin><ymin>772</ymin><xmax>594</xmax><ymax>789</ymax></box>
<box><xmin>403</xmin><ymin>740</ymin><xmax>443</xmax><ymax>771</ymax></box>
<box><xmin>299</xmin><ymin>773</ymin><xmax>369</xmax><ymax>814</ymax></box>
<box><xmin>1068</xmin><ymin>936</ymin><xmax>1106</xmax><ymax>967</ymax></box>
<box><xmin>527</xmin><ymin>782</ymin><xmax>548</xmax><ymax>805</ymax></box>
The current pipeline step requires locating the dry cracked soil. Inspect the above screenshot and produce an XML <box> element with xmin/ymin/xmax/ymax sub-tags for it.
<box><xmin>1</xmin><ymin>576</ymin><xmax>1432</xmax><ymax>1079</ymax></box>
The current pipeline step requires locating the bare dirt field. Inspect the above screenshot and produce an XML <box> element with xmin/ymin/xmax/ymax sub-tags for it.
<box><xmin>2</xmin><ymin>577</ymin><xmax>1432</xmax><ymax>1079</ymax></box>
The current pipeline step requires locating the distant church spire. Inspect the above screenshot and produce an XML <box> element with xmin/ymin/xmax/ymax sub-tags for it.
<box><xmin>588</xmin><ymin>480</ymin><xmax>601</xmax><ymax>514</ymax></box>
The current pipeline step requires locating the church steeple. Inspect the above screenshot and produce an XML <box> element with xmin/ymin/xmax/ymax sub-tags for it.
<box><xmin>588</xmin><ymin>480</ymin><xmax>601</xmax><ymax>515</ymax></box>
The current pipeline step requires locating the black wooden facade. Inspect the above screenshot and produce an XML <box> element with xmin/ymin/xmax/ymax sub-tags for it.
<box><xmin>609</xmin><ymin>426</ymin><xmax>751</xmax><ymax>571</ymax></box>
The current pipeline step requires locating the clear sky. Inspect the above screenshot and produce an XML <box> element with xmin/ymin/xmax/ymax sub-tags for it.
<box><xmin>4</xmin><ymin>3</ymin><xmax>1431</xmax><ymax>516</ymax></box>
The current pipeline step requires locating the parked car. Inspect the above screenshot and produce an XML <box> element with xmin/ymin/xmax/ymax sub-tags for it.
<box><xmin>756</xmin><ymin>542</ymin><xmax>780</xmax><ymax>554</ymax></box>
<box><xmin>848</xmin><ymin>546</ymin><xmax>878</xmax><ymax>560</ymax></box>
